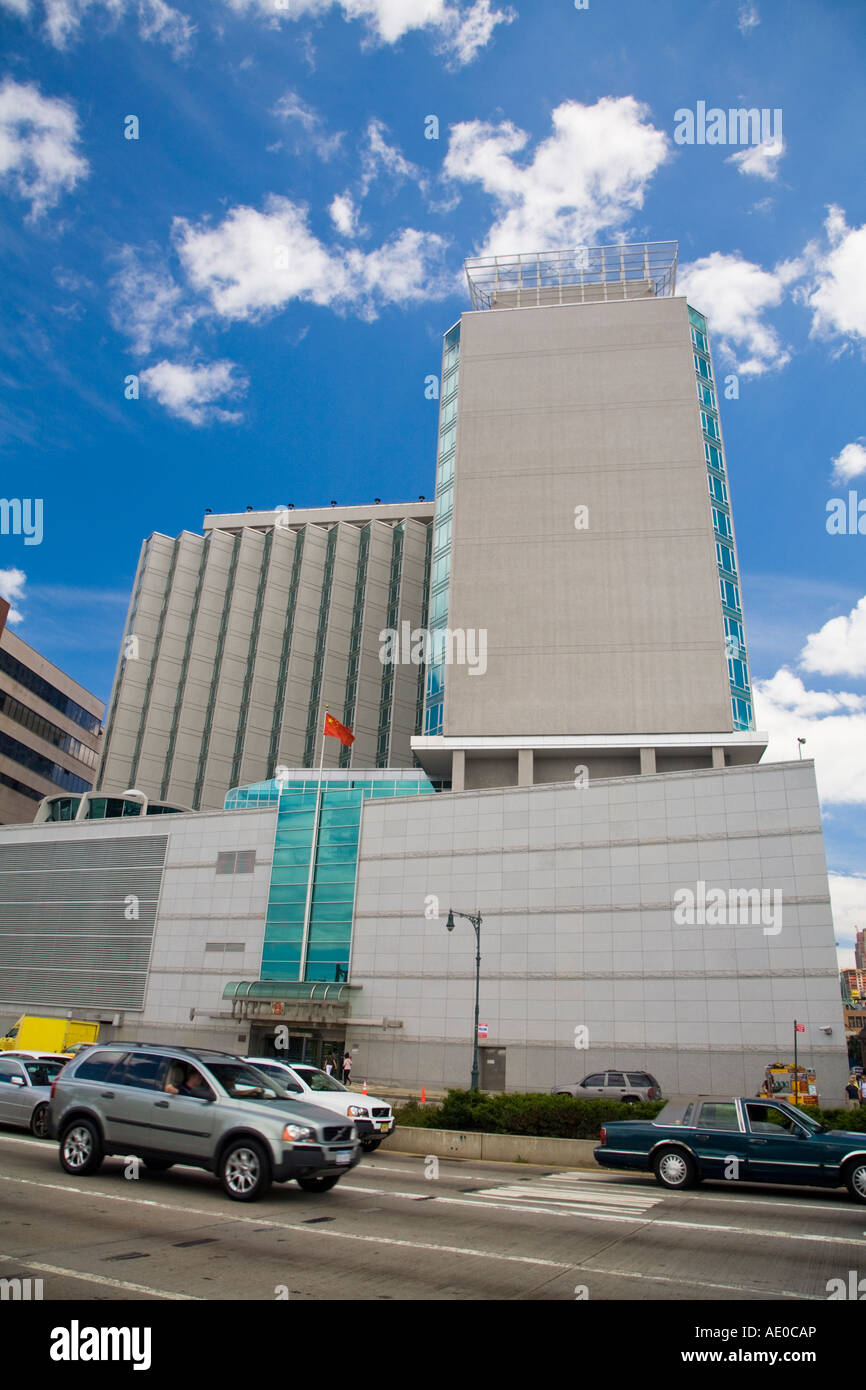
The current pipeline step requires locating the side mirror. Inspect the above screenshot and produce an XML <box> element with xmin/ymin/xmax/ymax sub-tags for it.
<box><xmin>10</xmin><ymin>1075</ymin><xmax>25</xmax><ymax>1086</ymax></box>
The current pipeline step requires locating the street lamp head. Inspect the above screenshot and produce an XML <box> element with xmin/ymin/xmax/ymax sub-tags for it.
<box><xmin>445</xmin><ymin>910</ymin><xmax>455</xmax><ymax>933</ymax></box>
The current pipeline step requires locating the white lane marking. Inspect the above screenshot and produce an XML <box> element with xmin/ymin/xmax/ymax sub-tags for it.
<box><xmin>410</xmin><ymin>1191</ymin><xmax>866</xmax><ymax>1244</ymax></box>
<box><xmin>0</xmin><ymin>1175</ymin><xmax>572</xmax><ymax>1270</ymax></box>
<box><xmin>2</xmin><ymin>1170</ymin><xmax>863</xmax><ymax>1249</ymax></box>
<box><xmin>0</xmin><ymin>1252</ymin><xmax>200</xmax><ymax>1300</ymax></box>
<box><xmin>582</xmin><ymin>1266</ymin><xmax>824</xmax><ymax>1300</ymax></box>
<box><xmin>2</xmin><ymin>1137</ymin><xmax>858</xmax><ymax>1217</ymax></box>
<box><xmin>342</xmin><ymin>1185</ymin><xmax>436</xmax><ymax>1200</ymax></box>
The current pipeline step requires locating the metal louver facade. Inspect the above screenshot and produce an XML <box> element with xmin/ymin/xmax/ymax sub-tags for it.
<box><xmin>0</xmin><ymin>835</ymin><xmax>167</xmax><ymax>1010</ymax></box>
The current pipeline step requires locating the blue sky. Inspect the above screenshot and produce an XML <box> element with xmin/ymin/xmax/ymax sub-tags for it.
<box><xmin>0</xmin><ymin>0</ymin><xmax>864</xmax><ymax>959</ymax></box>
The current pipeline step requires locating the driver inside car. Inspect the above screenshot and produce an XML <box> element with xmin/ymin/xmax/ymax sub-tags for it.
<box><xmin>165</xmin><ymin>1064</ymin><xmax>210</xmax><ymax>1098</ymax></box>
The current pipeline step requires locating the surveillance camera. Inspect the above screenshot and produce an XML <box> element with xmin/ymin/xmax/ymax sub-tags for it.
<box><xmin>819</xmin><ymin>1026</ymin><xmax>832</xmax><ymax>1035</ymax></box>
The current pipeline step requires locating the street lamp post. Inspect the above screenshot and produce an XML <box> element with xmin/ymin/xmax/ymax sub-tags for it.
<box><xmin>445</xmin><ymin>908</ymin><xmax>482</xmax><ymax>1091</ymax></box>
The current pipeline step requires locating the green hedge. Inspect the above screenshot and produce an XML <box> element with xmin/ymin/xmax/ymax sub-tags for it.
<box><xmin>814</xmin><ymin>1107</ymin><xmax>866</xmax><ymax>1133</ymax></box>
<box><xmin>394</xmin><ymin>1090</ymin><xmax>665</xmax><ymax>1140</ymax></box>
<box><xmin>393</xmin><ymin>1090</ymin><xmax>866</xmax><ymax>1141</ymax></box>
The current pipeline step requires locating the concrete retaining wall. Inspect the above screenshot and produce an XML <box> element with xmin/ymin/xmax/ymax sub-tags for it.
<box><xmin>380</xmin><ymin>1125</ymin><xmax>598</xmax><ymax>1168</ymax></box>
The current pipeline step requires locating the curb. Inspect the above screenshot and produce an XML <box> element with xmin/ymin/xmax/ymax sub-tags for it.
<box><xmin>379</xmin><ymin>1125</ymin><xmax>599</xmax><ymax>1168</ymax></box>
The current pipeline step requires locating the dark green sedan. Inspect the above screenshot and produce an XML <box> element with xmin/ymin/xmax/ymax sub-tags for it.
<box><xmin>594</xmin><ymin>1096</ymin><xmax>866</xmax><ymax>1202</ymax></box>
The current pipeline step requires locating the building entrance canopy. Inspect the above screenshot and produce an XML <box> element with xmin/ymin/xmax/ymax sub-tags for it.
<box><xmin>223</xmin><ymin>979</ymin><xmax>360</xmax><ymax>1024</ymax></box>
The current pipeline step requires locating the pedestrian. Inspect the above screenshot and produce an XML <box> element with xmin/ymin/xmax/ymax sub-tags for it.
<box><xmin>342</xmin><ymin>1050</ymin><xmax>352</xmax><ymax>1087</ymax></box>
<box><xmin>860</xmin><ymin>1075</ymin><xmax>866</xmax><ymax>1108</ymax></box>
<box><xmin>324</xmin><ymin>1053</ymin><xmax>335</xmax><ymax>1077</ymax></box>
<box><xmin>845</xmin><ymin>1076</ymin><xmax>860</xmax><ymax>1110</ymax></box>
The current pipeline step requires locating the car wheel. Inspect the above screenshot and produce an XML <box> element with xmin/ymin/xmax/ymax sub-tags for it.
<box><xmin>143</xmin><ymin>1159</ymin><xmax>173</xmax><ymax>1172</ymax></box>
<box><xmin>219</xmin><ymin>1139</ymin><xmax>271</xmax><ymax>1202</ymax></box>
<box><xmin>297</xmin><ymin>1175</ymin><xmax>341</xmax><ymax>1193</ymax></box>
<box><xmin>59</xmin><ymin>1119</ymin><xmax>103</xmax><ymax>1176</ymax></box>
<box><xmin>652</xmin><ymin>1147</ymin><xmax>697</xmax><ymax>1190</ymax></box>
<box><xmin>844</xmin><ymin>1158</ymin><xmax>866</xmax><ymax>1204</ymax></box>
<box><xmin>30</xmin><ymin>1103</ymin><xmax>49</xmax><ymax>1139</ymax></box>
<box><xmin>360</xmin><ymin>1138</ymin><xmax>381</xmax><ymax>1153</ymax></box>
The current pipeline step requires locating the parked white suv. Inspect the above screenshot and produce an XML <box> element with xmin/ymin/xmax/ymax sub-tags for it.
<box><xmin>247</xmin><ymin>1059</ymin><xmax>395</xmax><ymax>1152</ymax></box>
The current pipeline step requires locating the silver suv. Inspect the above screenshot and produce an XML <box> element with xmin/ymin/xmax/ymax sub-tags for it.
<box><xmin>47</xmin><ymin>1045</ymin><xmax>362</xmax><ymax>1201</ymax></box>
<box><xmin>553</xmin><ymin>1070</ymin><xmax>662</xmax><ymax>1103</ymax></box>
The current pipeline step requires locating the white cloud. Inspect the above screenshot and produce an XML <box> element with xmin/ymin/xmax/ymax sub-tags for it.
<box><xmin>139</xmin><ymin>359</ymin><xmax>248</xmax><ymax>425</ymax></box>
<box><xmin>754</xmin><ymin>668</ymin><xmax>866</xmax><ymax>806</ymax></box>
<box><xmin>831</xmin><ymin>440</ymin><xmax>866</xmax><ymax>485</ymax></box>
<box><xmin>134</xmin><ymin>0</ymin><xmax>194</xmax><ymax>51</ymax></box>
<box><xmin>829</xmin><ymin>873</ymin><xmax>866</xmax><ymax>966</ymax></box>
<box><xmin>443</xmin><ymin>97</ymin><xmax>670</xmax><ymax>257</ymax></box>
<box><xmin>0</xmin><ymin>78</ymin><xmax>88</xmax><ymax>218</ymax></box>
<box><xmin>737</xmin><ymin>2</ymin><xmax>759</xmax><ymax>34</ymax></box>
<box><xmin>226</xmin><ymin>0</ymin><xmax>511</xmax><ymax>65</ymax></box>
<box><xmin>360</xmin><ymin>118</ymin><xmax>424</xmax><ymax>196</ymax></box>
<box><xmin>109</xmin><ymin>246</ymin><xmax>198</xmax><ymax>356</ymax></box>
<box><xmin>271</xmin><ymin>90</ymin><xmax>344</xmax><ymax>161</ymax></box>
<box><xmin>2</xmin><ymin>0</ymin><xmax>194</xmax><ymax>52</ymax></box>
<box><xmin>676</xmin><ymin>251</ymin><xmax>790</xmax><ymax>375</ymax></box>
<box><xmin>173</xmin><ymin>194</ymin><xmax>449</xmax><ymax>322</ymax></box>
<box><xmin>0</xmin><ymin>567</ymin><xmax>26</xmax><ymax>624</ymax></box>
<box><xmin>801</xmin><ymin>205</ymin><xmax>866</xmax><ymax>344</ymax></box>
<box><xmin>753</xmin><ymin>594</ymin><xmax>866</xmax><ymax>805</ymax></box>
<box><xmin>328</xmin><ymin>192</ymin><xmax>361</xmax><ymax>237</ymax></box>
<box><xmin>435</xmin><ymin>0</ymin><xmax>514</xmax><ymax>66</ymax></box>
<box><xmin>800</xmin><ymin>596</ymin><xmax>866</xmax><ymax>679</ymax></box>
<box><xmin>726</xmin><ymin>136</ymin><xmax>784</xmax><ymax>181</ymax></box>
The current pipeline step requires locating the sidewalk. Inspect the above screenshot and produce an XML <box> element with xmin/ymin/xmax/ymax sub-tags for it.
<box><xmin>356</xmin><ymin>1082</ymin><xmax>448</xmax><ymax>1106</ymax></box>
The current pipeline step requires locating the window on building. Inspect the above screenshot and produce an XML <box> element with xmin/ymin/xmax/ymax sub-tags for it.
<box><xmin>216</xmin><ymin>850</ymin><xmax>256</xmax><ymax>874</ymax></box>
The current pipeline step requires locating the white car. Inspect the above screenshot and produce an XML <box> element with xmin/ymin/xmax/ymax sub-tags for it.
<box><xmin>246</xmin><ymin>1058</ymin><xmax>395</xmax><ymax>1152</ymax></box>
<box><xmin>2</xmin><ymin>1050</ymin><xmax>71</xmax><ymax>1063</ymax></box>
<box><xmin>0</xmin><ymin>1054</ymin><xmax>66</xmax><ymax>1136</ymax></box>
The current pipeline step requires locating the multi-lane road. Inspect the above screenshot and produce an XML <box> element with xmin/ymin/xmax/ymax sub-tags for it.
<box><xmin>1</xmin><ymin>1129</ymin><xmax>863</xmax><ymax>1302</ymax></box>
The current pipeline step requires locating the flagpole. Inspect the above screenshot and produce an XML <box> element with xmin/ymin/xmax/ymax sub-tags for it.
<box><xmin>299</xmin><ymin>705</ymin><xmax>327</xmax><ymax>982</ymax></box>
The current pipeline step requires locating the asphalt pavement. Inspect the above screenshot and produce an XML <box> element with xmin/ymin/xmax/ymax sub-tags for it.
<box><xmin>0</xmin><ymin>1128</ymin><xmax>863</xmax><ymax>1302</ymax></box>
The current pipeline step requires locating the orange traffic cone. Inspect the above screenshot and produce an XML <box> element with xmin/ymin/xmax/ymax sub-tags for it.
<box><xmin>362</xmin><ymin>1079</ymin><xmax>367</xmax><ymax>1095</ymax></box>
<box><xmin>420</xmin><ymin>1086</ymin><xmax>426</xmax><ymax>1104</ymax></box>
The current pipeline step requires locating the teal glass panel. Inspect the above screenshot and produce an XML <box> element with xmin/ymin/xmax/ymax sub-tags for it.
<box><xmin>306</xmin><ymin>923</ymin><xmax>353</xmax><ymax>945</ymax></box>
<box><xmin>261</xmin><ymin>922</ymin><xmax>304</xmax><ymax>943</ymax></box>
<box><xmin>270</xmin><ymin>866</ymin><xmax>311</xmax><ymax>887</ymax></box>
<box><xmin>273</xmin><ymin>847</ymin><xmax>317</xmax><ymax>868</ymax></box>
<box><xmin>311</xmin><ymin>904</ymin><xmax>354</xmax><ymax>924</ymax></box>
<box><xmin>264</xmin><ymin>905</ymin><xmax>304</xmax><ymax>924</ymax></box>
<box><xmin>250</xmin><ymin>769</ymin><xmax>438</xmax><ymax>982</ymax></box>
<box><xmin>267</xmin><ymin>883</ymin><xmax>309</xmax><ymax>905</ymax></box>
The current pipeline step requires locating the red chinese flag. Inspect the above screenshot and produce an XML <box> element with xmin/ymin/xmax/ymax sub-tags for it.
<box><xmin>324</xmin><ymin>713</ymin><xmax>355</xmax><ymax>746</ymax></box>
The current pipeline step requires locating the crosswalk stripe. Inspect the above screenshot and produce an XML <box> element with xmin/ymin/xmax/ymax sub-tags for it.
<box><xmin>470</xmin><ymin>1172</ymin><xmax>661</xmax><ymax>1214</ymax></box>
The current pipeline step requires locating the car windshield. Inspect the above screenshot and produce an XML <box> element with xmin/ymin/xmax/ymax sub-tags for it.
<box><xmin>24</xmin><ymin>1060</ymin><xmax>64</xmax><ymax>1085</ymax></box>
<box><xmin>294</xmin><ymin>1066</ymin><xmax>347</xmax><ymax>1093</ymax></box>
<box><xmin>773</xmin><ymin>1102</ymin><xmax>824</xmax><ymax>1133</ymax></box>
<box><xmin>205</xmin><ymin>1062</ymin><xmax>285</xmax><ymax>1100</ymax></box>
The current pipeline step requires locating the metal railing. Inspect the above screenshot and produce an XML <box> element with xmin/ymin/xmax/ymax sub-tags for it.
<box><xmin>465</xmin><ymin>242</ymin><xmax>678</xmax><ymax>310</ymax></box>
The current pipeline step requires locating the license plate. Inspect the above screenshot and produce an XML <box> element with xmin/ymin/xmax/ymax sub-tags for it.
<box><xmin>335</xmin><ymin>1150</ymin><xmax>352</xmax><ymax>1164</ymax></box>
<box><xmin>378</xmin><ymin>1123</ymin><xmax>390</xmax><ymax>1132</ymax></box>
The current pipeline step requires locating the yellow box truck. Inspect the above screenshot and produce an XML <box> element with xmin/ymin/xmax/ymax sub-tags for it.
<box><xmin>0</xmin><ymin>1016</ymin><xmax>100</xmax><ymax>1053</ymax></box>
